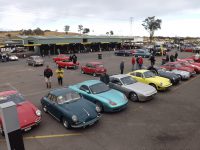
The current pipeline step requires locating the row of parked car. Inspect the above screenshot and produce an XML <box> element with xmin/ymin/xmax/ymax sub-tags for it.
<box><xmin>0</xmin><ymin>54</ymin><xmax>199</xmax><ymax>135</ymax></box>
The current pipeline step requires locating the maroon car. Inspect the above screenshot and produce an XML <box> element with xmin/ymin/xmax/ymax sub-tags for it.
<box><xmin>81</xmin><ymin>62</ymin><xmax>107</xmax><ymax>76</ymax></box>
<box><xmin>160</xmin><ymin>62</ymin><xmax>196</xmax><ymax>76</ymax></box>
<box><xmin>56</xmin><ymin>60</ymin><xmax>79</xmax><ymax>69</ymax></box>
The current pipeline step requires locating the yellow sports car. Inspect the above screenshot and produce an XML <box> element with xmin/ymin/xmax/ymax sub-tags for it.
<box><xmin>127</xmin><ymin>69</ymin><xmax>172</xmax><ymax>90</ymax></box>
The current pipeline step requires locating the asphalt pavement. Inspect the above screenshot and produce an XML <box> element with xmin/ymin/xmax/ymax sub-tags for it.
<box><xmin>0</xmin><ymin>51</ymin><xmax>200</xmax><ymax>150</ymax></box>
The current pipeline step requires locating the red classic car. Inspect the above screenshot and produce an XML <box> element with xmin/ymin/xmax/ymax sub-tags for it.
<box><xmin>53</xmin><ymin>54</ymin><xmax>69</xmax><ymax>62</ymax></box>
<box><xmin>81</xmin><ymin>62</ymin><xmax>107</xmax><ymax>76</ymax></box>
<box><xmin>178</xmin><ymin>58</ymin><xmax>200</xmax><ymax>67</ymax></box>
<box><xmin>160</xmin><ymin>62</ymin><xmax>196</xmax><ymax>75</ymax></box>
<box><xmin>56</xmin><ymin>60</ymin><xmax>79</xmax><ymax>69</ymax></box>
<box><xmin>0</xmin><ymin>91</ymin><xmax>41</xmax><ymax>135</ymax></box>
<box><xmin>177</xmin><ymin>60</ymin><xmax>200</xmax><ymax>73</ymax></box>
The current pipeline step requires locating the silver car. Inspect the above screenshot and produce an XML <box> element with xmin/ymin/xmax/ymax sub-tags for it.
<box><xmin>160</xmin><ymin>68</ymin><xmax>191</xmax><ymax>80</ymax></box>
<box><xmin>27</xmin><ymin>56</ymin><xmax>44</xmax><ymax>66</ymax></box>
<box><xmin>109</xmin><ymin>74</ymin><xmax>157</xmax><ymax>102</ymax></box>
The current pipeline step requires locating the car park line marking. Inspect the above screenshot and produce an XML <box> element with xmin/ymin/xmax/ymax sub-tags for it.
<box><xmin>0</xmin><ymin>133</ymin><xmax>82</xmax><ymax>142</ymax></box>
<box><xmin>173</xmin><ymin>75</ymin><xmax>200</xmax><ymax>91</ymax></box>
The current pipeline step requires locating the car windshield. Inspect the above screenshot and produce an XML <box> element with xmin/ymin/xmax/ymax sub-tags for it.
<box><xmin>90</xmin><ymin>83</ymin><xmax>110</xmax><ymax>94</ymax></box>
<box><xmin>144</xmin><ymin>71</ymin><xmax>156</xmax><ymax>78</ymax></box>
<box><xmin>95</xmin><ymin>64</ymin><xmax>104</xmax><ymax>68</ymax></box>
<box><xmin>0</xmin><ymin>93</ymin><xmax>24</xmax><ymax>104</ymax></box>
<box><xmin>57</xmin><ymin>91</ymin><xmax>80</xmax><ymax>104</ymax></box>
<box><xmin>121</xmin><ymin>76</ymin><xmax>137</xmax><ymax>85</ymax></box>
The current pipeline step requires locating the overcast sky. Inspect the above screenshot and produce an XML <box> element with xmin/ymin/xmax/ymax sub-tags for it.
<box><xmin>0</xmin><ymin>0</ymin><xmax>200</xmax><ymax>37</ymax></box>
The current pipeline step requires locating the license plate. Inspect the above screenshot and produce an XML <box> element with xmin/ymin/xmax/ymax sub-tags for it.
<box><xmin>24</xmin><ymin>127</ymin><xmax>31</xmax><ymax>131</ymax></box>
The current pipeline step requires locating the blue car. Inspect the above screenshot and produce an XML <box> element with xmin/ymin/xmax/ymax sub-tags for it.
<box><xmin>41</xmin><ymin>88</ymin><xmax>101</xmax><ymax>129</ymax></box>
<box><xmin>69</xmin><ymin>80</ymin><xmax>128</xmax><ymax>112</ymax></box>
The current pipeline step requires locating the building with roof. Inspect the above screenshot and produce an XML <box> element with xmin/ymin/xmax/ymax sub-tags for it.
<box><xmin>2</xmin><ymin>35</ymin><xmax>143</xmax><ymax>55</ymax></box>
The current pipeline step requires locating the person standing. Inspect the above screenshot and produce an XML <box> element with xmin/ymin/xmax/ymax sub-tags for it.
<box><xmin>120</xmin><ymin>61</ymin><xmax>124</xmax><ymax>74</ymax></box>
<box><xmin>166</xmin><ymin>54</ymin><xmax>169</xmax><ymax>62</ymax></box>
<box><xmin>170</xmin><ymin>54</ymin><xmax>175</xmax><ymax>62</ymax></box>
<box><xmin>174</xmin><ymin>51</ymin><xmax>178</xmax><ymax>61</ymax></box>
<box><xmin>44</xmin><ymin>65</ymin><xmax>53</xmax><ymax>88</ymax></box>
<box><xmin>100</xmin><ymin>73</ymin><xmax>110</xmax><ymax>84</ymax></box>
<box><xmin>149</xmin><ymin>55</ymin><xmax>156</xmax><ymax>67</ymax></box>
<box><xmin>138</xmin><ymin>56</ymin><xmax>143</xmax><ymax>69</ymax></box>
<box><xmin>72</xmin><ymin>53</ymin><xmax>77</xmax><ymax>64</ymax></box>
<box><xmin>56</xmin><ymin>66</ymin><xmax>64</xmax><ymax>86</ymax></box>
<box><xmin>131</xmin><ymin>56</ymin><xmax>135</xmax><ymax>71</ymax></box>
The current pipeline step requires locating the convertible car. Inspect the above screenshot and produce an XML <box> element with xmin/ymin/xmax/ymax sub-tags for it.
<box><xmin>41</xmin><ymin>88</ymin><xmax>101</xmax><ymax>129</ymax></box>
<box><xmin>109</xmin><ymin>74</ymin><xmax>157</xmax><ymax>102</ymax></box>
<box><xmin>81</xmin><ymin>62</ymin><xmax>107</xmax><ymax>76</ymax></box>
<box><xmin>56</xmin><ymin>60</ymin><xmax>79</xmax><ymax>69</ymax></box>
<box><xmin>127</xmin><ymin>70</ymin><xmax>172</xmax><ymax>91</ymax></box>
<box><xmin>160</xmin><ymin>62</ymin><xmax>196</xmax><ymax>76</ymax></box>
<box><xmin>53</xmin><ymin>54</ymin><xmax>69</xmax><ymax>62</ymax></box>
<box><xmin>0</xmin><ymin>90</ymin><xmax>41</xmax><ymax>135</ymax></box>
<box><xmin>147</xmin><ymin>66</ymin><xmax>181</xmax><ymax>85</ymax></box>
<box><xmin>69</xmin><ymin>80</ymin><xmax>128</xmax><ymax>112</ymax></box>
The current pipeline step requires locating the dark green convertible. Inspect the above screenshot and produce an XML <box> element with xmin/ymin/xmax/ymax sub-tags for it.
<box><xmin>41</xmin><ymin>88</ymin><xmax>101</xmax><ymax>129</ymax></box>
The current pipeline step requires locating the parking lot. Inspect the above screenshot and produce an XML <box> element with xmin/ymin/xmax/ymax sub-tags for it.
<box><xmin>0</xmin><ymin>51</ymin><xmax>200</xmax><ymax>150</ymax></box>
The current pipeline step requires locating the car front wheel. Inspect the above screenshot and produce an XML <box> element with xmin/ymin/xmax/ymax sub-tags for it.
<box><xmin>96</xmin><ymin>102</ymin><xmax>103</xmax><ymax>112</ymax></box>
<box><xmin>81</xmin><ymin>69</ymin><xmax>85</xmax><ymax>74</ymax></box>
<box><xmin>149</xmin><ymin>83</ymin><xmax>157</xmax><ymax>90</ymax></box>
<box><xmin>93</xmin><ymin>72</ymin><xmax>97</xmax><ymax>77</ymax></box>
<box><xmin>129</xmin><ymin>92</ymin><xmax>138</xmax><ymax>102</ymax></box>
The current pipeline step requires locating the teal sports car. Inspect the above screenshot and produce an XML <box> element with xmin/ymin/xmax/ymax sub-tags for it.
<box><xmin>41</xmin><ymin>88</ymin><xmax>101</xmax><ymax>129</ymax></box>
<box><xmin>69</xmin><ymin>80</ymin><xmax>128</xmax><ymax>112</ymax></box>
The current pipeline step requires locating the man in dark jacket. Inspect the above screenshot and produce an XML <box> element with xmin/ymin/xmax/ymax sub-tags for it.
<box><xmin>120</xmin><ymin>61</ymin><xmax>124</xmax><ymax>74</ymax></box>
<box><xmin>174</xmin><ymin>51</ymin><xmax>178</xmax><ymax>60</ymax></box>
<box><xmin>170</xmin><ymin>54</ymin><xmax>175</xmax><ymax>62</ymax></box>
<box><xmin>44</xmin><ymin>65</ymin><xmax>53</xmax><ymax>88</ymax></box>
<box><xmin>149</xmin><ymin>55</ymin><xmax>156</xmax><ymax>66</ymax></box>
<box><xmin>100</xmin><ymin>73</ymin><xmax>110</xmax><ymax>84</ymax></box>
<box><xmin>72</xmin><ymin>53</ymin><xmax>77</xmax><ymax>64</ymax></box>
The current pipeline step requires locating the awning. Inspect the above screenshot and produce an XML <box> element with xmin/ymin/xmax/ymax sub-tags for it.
<box><xmin>56</xmin><ymin>43</ymin><xmax>70</xmax><ymax>45</ymax></box>
<box><xmin>24</xmin><ymin>44</ymin><xmax>41</xmax><ymax>46</ymax></box>
<box><xmin>0</xmin><ymin>45</ymin><xmax>5</xmax><ymax>48</ymax></box>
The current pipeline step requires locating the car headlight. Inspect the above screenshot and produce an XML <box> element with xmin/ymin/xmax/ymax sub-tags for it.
<box><xmin>72</xmin><ymin>115</ymin><xmax>78</xmax><ymax>122</ymax></box>
<box><xmin>96</xmin><ymin>106</ymin><xmax>101</xmax><ymax>113</ymax></box>
<box><xmin>36</xmin><ymin>110</ymin><xmax>41</xmax><ymax>116</ymax></box>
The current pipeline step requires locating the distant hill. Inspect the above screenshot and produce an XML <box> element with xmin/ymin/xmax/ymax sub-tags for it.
<box><xmin>0</xmin><ymin>31</ymin><xmax>80</xmax><ymax>44</ymax></box>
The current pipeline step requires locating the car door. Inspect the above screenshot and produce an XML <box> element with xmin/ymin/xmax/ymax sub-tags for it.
<box><xmin>79</xmin><ymin>85</ymin><xmax>97</xmax><ymax>103</ymax></box>
<box><xmin>47</xmin><ymin>94</ymin><xmax>60</xmax><ymax>120</ymax></box>
<box><xmin>84</xmin><ymin>63</ymin><xmax>91</xmax><ymax>73</ymax></box>
<box><xmin>109</xmin><ymin>78</ymin><xmax>124</xmax><ymax>93</ymax></box>
<box><xmin>134</xmin><ymin>72</ymin><xmax>144</xmax><ymax>83</ymax></box>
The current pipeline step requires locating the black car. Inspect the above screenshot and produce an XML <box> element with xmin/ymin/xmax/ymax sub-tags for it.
<box><xmin>114</xmin><ymin>50</ymin><xmax>132</xmax><ymax>56</ymax></box>
<box><xmin>147</xmin><ymin>66</ymin><xmax>181</xmax><ymax>85</ymax></box>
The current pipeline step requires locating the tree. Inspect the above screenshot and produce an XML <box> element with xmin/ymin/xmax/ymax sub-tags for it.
<box><xmin>82</xmin><ymin>28</ymin><xmax>90</xmax><ymax>34</ymax></box>
<box><xmin>33</xmin><ymin>27</ymin><xmax>44</xmax><ymax>35</ymax></box>
<box><xmin>106</xmin><ymin>32</ymin><xmax>109</xmax><ymax>36</ymax></box>
<box><xmin>110</xmin><ymin>30</ymin><xmax>114</xmax><ymax>36</ymax></box>
<box><xmin>142</xmin><ymin>16</ymin><xmax>162</xmax><ymax>43</ymax></box>
<box><xmin>64</xmin><ymin>25</ymin><xmax>70</xmax><ymax>34</ymax></box>
<box><xmin>78</xmin><ymin>25</ymin><xmax>83</xmax><ymax>34</ymax></box>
